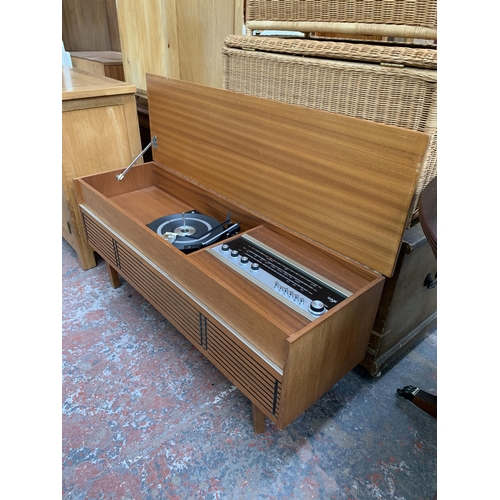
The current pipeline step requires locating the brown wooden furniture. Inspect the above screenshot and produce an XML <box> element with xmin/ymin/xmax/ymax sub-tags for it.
<box><xmin>70</xmin><ymin>51</ymin><xmax>125</xmax><ymax>81</ymax></box>
<box><xmin>361</xmin><ymin>222</ymin><xmax>437</xmax><ymax>376</ymax></box>
<box><xmin>62</xmin><ymin>67</ymin><xmax>143</xmax><ymax>270</ymax></box>
<box><xmin>135</xmin><ymin>96</ymin><xmax>154</xmax><ymax>163</ymax></box>
<box><xmin>74</xmin><ymin>76</ymin><xmax>429</xmax><ymax>432</ymax></box>
<box><xmin>419</xmin><ymin>177</ymin><xmax>437</xmax><ymax>258</ymax></box>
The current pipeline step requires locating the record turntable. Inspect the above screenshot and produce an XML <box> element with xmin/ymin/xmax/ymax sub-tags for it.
<box><xmin>147</xmin><ymin>210</ymin><xmax>240</xmax><ymax>252</ymax></box>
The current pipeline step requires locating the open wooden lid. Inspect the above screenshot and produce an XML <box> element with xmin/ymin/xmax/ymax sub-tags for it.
<box><xmin>147</xmin><ymin>74</ymin><xmax>429</xmax><ymax>277</ymax></box>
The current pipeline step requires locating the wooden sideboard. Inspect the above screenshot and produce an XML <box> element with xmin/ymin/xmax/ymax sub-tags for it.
<box><xmin>70</xmin><ymin>51</ymin><xmax>125</xmax><ymax>81</ymax></box>
<box><xmin>62</xmin><ymin>67</ymin><xmax>142</xmax><ymax>270</ymax></box>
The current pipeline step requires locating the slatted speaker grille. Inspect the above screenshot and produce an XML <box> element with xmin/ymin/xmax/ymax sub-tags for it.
<box><xmin>81</xmin><ymin>213</ymin><xmax>119</xmax><ymax>266</ymax></box>
<box><xmin>117</xmin><ymin>242</ymin><xmax>202</xmax><ymax>347</ymax></box>
<box><xmin>80</xmin><ymin>209</ymin><xmax>282</xmax><ymax>418</ymax></box>
<box><xmin>205</xmin><ymin>321</ymin><xmax>281</xmax><ymax>416</ymax></box>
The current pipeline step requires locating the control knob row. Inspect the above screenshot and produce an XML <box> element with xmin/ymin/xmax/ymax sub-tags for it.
<box><xmin>221</xmin><ymin>244</ymin><xmax>325</xmax><ymax>317</ymax></box>
<box><xmin>221</xmin><ymin>245</ymin><xmax>259</xmax><ymax>272</ymax></box>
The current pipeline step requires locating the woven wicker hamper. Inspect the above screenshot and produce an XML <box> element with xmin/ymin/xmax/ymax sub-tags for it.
<box><xmin>244</xmin><ymin>0</ymin><xmax>437</xmax><ymax>40</ymax></box>
<box><xmin>223</xmin><ymin>35</ymin><xmax>437</xmax><ymax>221</ymax></box>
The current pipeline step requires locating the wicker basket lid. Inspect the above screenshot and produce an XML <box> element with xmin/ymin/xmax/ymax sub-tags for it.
<box><xmin>245</xmin><ymin>0</ymin><xmax>437</xmax><ymax>40</ymax></box>
<box><xmin>224</xmin><ymin>35</ymin><xmax>437</xmax><ymax>70</ymax></box>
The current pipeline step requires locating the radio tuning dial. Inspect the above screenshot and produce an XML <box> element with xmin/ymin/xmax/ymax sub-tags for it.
<box><xmin>221</xmin><ymin>244</ymin><xmax>230</xmax><ymax>253</ymax></box>
<box><xmin>230</xmin><ymin>250</ymin><xmax>239</xmax><ymax>258</ymax></box>
<box><xmin>251</xmin><ymin>262</ymin><xmax>260</xmax><ymax>272</ymax></box>
<box><xmin>240</xmin><ymin>256</ymin><xmax>249</xmax><ymax>266</ymax></box>
<box><xmin>309</xmin><ymin>300</ymin><xmax>326</xmax><ymax>316</ymax></box>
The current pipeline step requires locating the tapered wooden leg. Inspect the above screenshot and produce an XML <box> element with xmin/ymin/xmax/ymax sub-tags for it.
<box><xmin>252</xmin><ymin>402</ymin><xmax>266</xmax><ymax>434</ymax></box>
<box><xmin>106</xmin><ymin>263</ymin><xmax>121</xmax><ymax>289</ymax></box>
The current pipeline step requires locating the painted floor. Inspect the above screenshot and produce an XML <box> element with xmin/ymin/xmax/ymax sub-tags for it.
<box><xmin>62</xmin><ymin>239</ymin><xmax>437</xmax><ymax>500</ymax></box>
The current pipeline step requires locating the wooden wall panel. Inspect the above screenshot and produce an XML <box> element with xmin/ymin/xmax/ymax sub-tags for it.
<box><xmin>116</xmin><ymin>0</ymin><xmax>180</xmax><ymax>95</ymax></box>
<box><xmin>62</xmin><ymin>0</ymin><xmax>121</xmax><ymax>52</ymax></box>
<box><xmin>116</xmin><ymin>0</ymin><xmax>244</xmax><ymax>93</ymax></box>
<box><xmin>177</xmin><ymin>0</ymin><xmax>244</xmax><ymax>88</ymax></box>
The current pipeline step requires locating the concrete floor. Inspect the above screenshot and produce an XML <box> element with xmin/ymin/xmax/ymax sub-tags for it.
<box><xmin>62</xmin><ymin>238</ymin><xmax>437</xmax><ymax>499</ymax></box>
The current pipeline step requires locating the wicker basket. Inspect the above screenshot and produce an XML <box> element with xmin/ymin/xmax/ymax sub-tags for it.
<box><xmin>245</xmin><ymin>0</ymin><xmax>437</xmax><ymax>40</ymax></box>
<box><xmin>223</xmin><ymin>35</ymin><xmax>437</xmax><ymax>222</ymax></box>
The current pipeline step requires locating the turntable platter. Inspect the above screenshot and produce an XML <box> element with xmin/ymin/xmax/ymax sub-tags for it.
<box><xmin>147</xmin><ymin>210</ymin><xmax>239</xmax><ymax>252</ymax></box>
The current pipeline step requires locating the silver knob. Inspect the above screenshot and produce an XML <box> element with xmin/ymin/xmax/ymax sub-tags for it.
<box><xmin>240</xmin><ymin>256</ymin><xmax>249</xmax><ymax>266</ymax></box>
<box><xmin>309</xmin><ymin>300</ymin><xmax>326</xmax><ymax>316</ymax></box>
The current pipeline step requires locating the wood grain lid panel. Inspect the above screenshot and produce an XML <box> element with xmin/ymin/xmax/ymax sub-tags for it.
<box><xmin>147</xmin><ymin>75</ymin><xmax>429</xmax><ymax>277</ymax></box>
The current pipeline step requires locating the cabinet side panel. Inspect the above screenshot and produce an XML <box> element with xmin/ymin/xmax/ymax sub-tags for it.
<box><xmin>278</xmin><ymin>279</ymin><xmax>384</xmax><ymax>429</ymax></box>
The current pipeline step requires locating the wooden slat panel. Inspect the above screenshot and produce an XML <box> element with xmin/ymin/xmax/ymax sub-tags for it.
<box><xmin>115</xmin><ymin>0</ymin><xmax>243</xmax><ymax>92</ymax></box>
<box><xmin>116</xmin><ymin>244</ymin><xmax>203</xmax><ymax>346</ymax></box>
<box><xmin>147</xmin><ymin>75</ymin><xmax>428</xmax><ymax>277</ymax></box>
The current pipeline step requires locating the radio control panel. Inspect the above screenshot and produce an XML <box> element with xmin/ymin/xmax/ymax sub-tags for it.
<box><xmin>208</xmin><ymin>234</ymin><xmax>351</xmax><ymax>321</ymax></box>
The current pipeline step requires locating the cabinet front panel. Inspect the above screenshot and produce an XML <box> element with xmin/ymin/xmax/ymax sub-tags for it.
<box><xmin>63</xmin><ymin>104</ymin><xmax>134</xmax><ymax>180</ymax></box>
<box><xmin>81</xmin><ymin>208</ymin><xmax>283</xmax><ymax>421</ymax></box>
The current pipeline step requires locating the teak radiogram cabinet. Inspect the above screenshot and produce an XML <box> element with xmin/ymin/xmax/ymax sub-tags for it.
<box><xmin>74</xmin><ymin>75</ymin><xmax>429</xmax><ymax>431</ymax></box>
